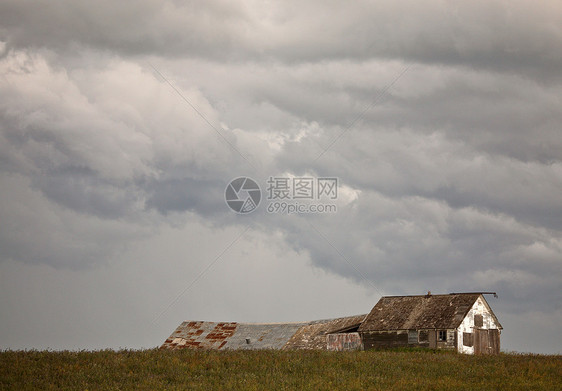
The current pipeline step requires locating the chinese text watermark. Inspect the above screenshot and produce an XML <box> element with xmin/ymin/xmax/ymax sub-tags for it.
<box><xmin>225</xmin><ymin>176</ymin><xmax>338</xmax><ymax>214</ymax></box>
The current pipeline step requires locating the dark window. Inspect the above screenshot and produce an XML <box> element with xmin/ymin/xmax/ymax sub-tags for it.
<box><xmin>474</xmin><ymin>314</ymin><xmax>483</xmax><ymax>327</ymax></box>
<box><xmin>418</xmin><ymin>330</ymin><xmax>429</xmax><ymax>342</ymax></box>
<box><xmin>438</xmin><ymin>330</ymin><xmax>447</xmax><ymax>341</ymax></box>
<box><xmin>463</xmin><ymin>332</ymin><xmax>473</xmax><ymax>347</ymax></box>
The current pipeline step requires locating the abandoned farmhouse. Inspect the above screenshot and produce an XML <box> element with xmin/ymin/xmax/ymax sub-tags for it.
<box><xmin>161</xmin><ymin>292</ymin><xmax>502</xmax><ymax>354</ymax></box>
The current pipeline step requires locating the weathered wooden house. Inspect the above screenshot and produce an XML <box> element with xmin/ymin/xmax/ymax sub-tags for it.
<box><xmin>161</xmin><ymin>292</ymin><xmax>501</xmax><ymax>354</ymax></box>
<box><xmin>356</xmin><ymin>293</ymin><xmax>502</xmax><ymax>354</ymax></box>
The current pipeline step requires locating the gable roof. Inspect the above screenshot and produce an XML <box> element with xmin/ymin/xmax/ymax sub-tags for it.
<box><xmin>358</xmin><ymin>293</ymin><xmax>483</xmax><ymax>331</ymax></box>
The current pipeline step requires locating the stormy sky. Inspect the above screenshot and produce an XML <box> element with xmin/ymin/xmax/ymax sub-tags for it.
<box><xmin>1</xmin><ymin>0</ymin><xmax>561</xmax><ymax>353</ymax></box>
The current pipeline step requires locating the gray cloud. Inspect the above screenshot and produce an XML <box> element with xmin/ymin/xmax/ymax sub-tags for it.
<box><xmin>1</xmin><ymin>0</ymin><xmax>560</xmax><ymax>78</ymax></box>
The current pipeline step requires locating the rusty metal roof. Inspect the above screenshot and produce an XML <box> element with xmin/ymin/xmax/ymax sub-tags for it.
<box><xmin>160</xmin><ymin>321</ymin><xmax>238</xmax><ymax>350</ymax></box>
<box><xmin>223</xmin><ymin>322</ymin><xmax>309</xmax><ymax>350</ymax></box>
<box><xmin>358</xmin><ymin>293</ymin><xmax>483</xmax><ymax>331</ymax></box>
<box><xmin>160</xmin><ymin>320</ymin><xmax>310</xmax><ymax>350</ymax></box>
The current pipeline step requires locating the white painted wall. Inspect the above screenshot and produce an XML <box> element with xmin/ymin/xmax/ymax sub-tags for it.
<box><xmin>457</xmin><ymin>296</ymin><xmax>500</xmax><ymax>354</ymax></box>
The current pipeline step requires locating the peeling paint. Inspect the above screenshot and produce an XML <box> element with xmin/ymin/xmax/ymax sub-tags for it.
<box><xmin>327</xmin><ymin>333</ymin><xmax>363</xmax><ymax>351</ymax></box>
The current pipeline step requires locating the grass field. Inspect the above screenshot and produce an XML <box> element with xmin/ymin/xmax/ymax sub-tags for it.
<box><xmin>1</xmin><ymin>348</ymin><xmax>561</xmax><ymax>390</ymax></box>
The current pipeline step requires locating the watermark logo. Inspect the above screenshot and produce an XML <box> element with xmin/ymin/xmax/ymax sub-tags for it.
<box><xmin>267</xmin><ymin>177</ymin><xmax>338</xmax><ymax>200</ymax></box>
<box><xmin>225</xmin><ymin>177</ymin><xmax>261</xmax><ymax>214</ymax></box>
<box><xmin>225</xmin><ymin>176</ymin><xmax>338</xmax><ymax>214</ymax></box>
<box><xmin>266</xmin><ymin>176</ymin><xmax>338</xmax><ymax>214</ymax></box>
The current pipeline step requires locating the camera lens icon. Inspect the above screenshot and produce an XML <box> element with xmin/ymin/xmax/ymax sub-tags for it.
<box><xmin>225</xmin><ymin>177</ymin><xmax>261</xmax><ymax>214</ymax></box>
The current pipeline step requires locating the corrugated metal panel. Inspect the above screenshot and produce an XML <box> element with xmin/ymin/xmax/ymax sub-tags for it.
<box><xmin>223</xmin><ymin>323</ymin><xmax>308</xmax><ymax>350</ymax></box>
<box><xmin>160</xmin><ymin>321</ymin><xmax>310</xmax><ymax>350</ymax></box>
<box><xmin>160</xmin><ymin>321</ymin><xmax>237</xmax><ymax>350</ymax></box>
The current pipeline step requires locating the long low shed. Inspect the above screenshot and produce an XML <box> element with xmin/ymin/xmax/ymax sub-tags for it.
<box><xmin>161</xmin><ymin>314</ymin><xmax>366</xmax><ymax>351</ymax></box>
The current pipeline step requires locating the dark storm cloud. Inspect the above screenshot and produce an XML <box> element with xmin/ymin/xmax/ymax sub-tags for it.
<box><xmin>1</xmin><ymin>0</ymin><xmax>561</xmax><ymax>78</ymax></box>
<box><xmin>0</xmin><ymin>0</ymin><xmax>252</xmax><ymax>59</ymax></box>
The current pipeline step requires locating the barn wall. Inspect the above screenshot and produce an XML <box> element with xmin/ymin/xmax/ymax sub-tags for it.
<box><xmin>361</xmin><ymin>331</ymin><xmax>408</xmax><ymax>349</ymax></box>
<box><xmin>361</xmin><ymin>329</ymin><xmax>457</xmax><ymax>350</ymax></box>
<box><xmin>457</xmin><ymin>296</ymin><xmax>501</xmax><ymax>354</ymax></box>
<box><xmin>326</xmin><ymin>333</ymin><xmax>363</xmax><ymax>351</ymax></box>
<box><xmin>437</xmin><ymin>329</ymin><xmax>456</xmax><ymax>349</ymax></box>
<box><xmin>425</xmin><ymin>329</ymin><xmax>455</xmax><ymax>350</ymax></box>
<box><xmin>474</xmin><ymin>329</ymin><xmax>500</xmax><ymax>355</ymax></box>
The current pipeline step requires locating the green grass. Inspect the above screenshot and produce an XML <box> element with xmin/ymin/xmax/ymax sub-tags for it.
<box><xmin>1</xmin><ymin>349</ymin><xmax>561</xmax><ymax>390</ymax></box>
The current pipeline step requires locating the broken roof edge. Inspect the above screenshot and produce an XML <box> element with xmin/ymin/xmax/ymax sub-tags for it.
<box><xmin>324</xmin><ymin>314</ymin><xmax>368</xmax><ymax>334</ymax></box>
<box><xmin>307</xmin><ymin>314</ymin><xmax>368</xmax><ymax>324</ymax></box>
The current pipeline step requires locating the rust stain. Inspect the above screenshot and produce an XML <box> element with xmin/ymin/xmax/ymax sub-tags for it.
<box><xmin>160</xmin><ymin>321</ymin><xmax>239</xmax><ymax>350</ymax></box>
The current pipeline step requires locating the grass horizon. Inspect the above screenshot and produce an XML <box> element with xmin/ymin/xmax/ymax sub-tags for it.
<box><xmin>1</xmin><ymin>348</ymin><xmax>561</xmax><ymax>390</ymax></box>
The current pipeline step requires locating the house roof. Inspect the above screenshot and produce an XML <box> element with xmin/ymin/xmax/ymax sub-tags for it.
<box><xmin>161</xmin><ymin>314</ymin><xmax>367</xmax><ymax>351</ymax></box>
<box><xmin>358</xmin><ymin>293</ymin><xmax>491</xmax><ymax>331</ymax></box>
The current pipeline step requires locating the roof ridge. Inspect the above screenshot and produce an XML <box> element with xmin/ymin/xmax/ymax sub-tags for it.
<box><xmin>382</xmin><ymin>293</ymin><xmax>482</xmax><ymax>298</ymax></box>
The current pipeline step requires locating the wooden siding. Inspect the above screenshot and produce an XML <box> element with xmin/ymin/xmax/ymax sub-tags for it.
<box><xmin>326</xmin><ymin>333</ymin><xmax>363</xmax><ymax>351</ymax></box>
<box><xmin>361</xmin><ymin>329</ymin><xmax>456</xmax><ymax>350</ymax></box>
<box><xmin>474</xmin><ymin>329</ymin><xmax>500</xmax><ymax>355</ymax></box>
<box><xmin>283</xmin><ymin>314</ymin><xmax>366</xmax><ymax>350</ymax></box>
<box><xmin>428</xmin><ymin>330</ymin><xmax>436</xmax><ymax>348</ymax></box>
<box><xmin>463</xmin><ymin>332</ymin><xmax>474</xmax><ymax>347</ymax></box>
<box><xmin>362</xmin><ymin>331</ymin><xmax>408</xmax><ymax>349</ymax></box>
